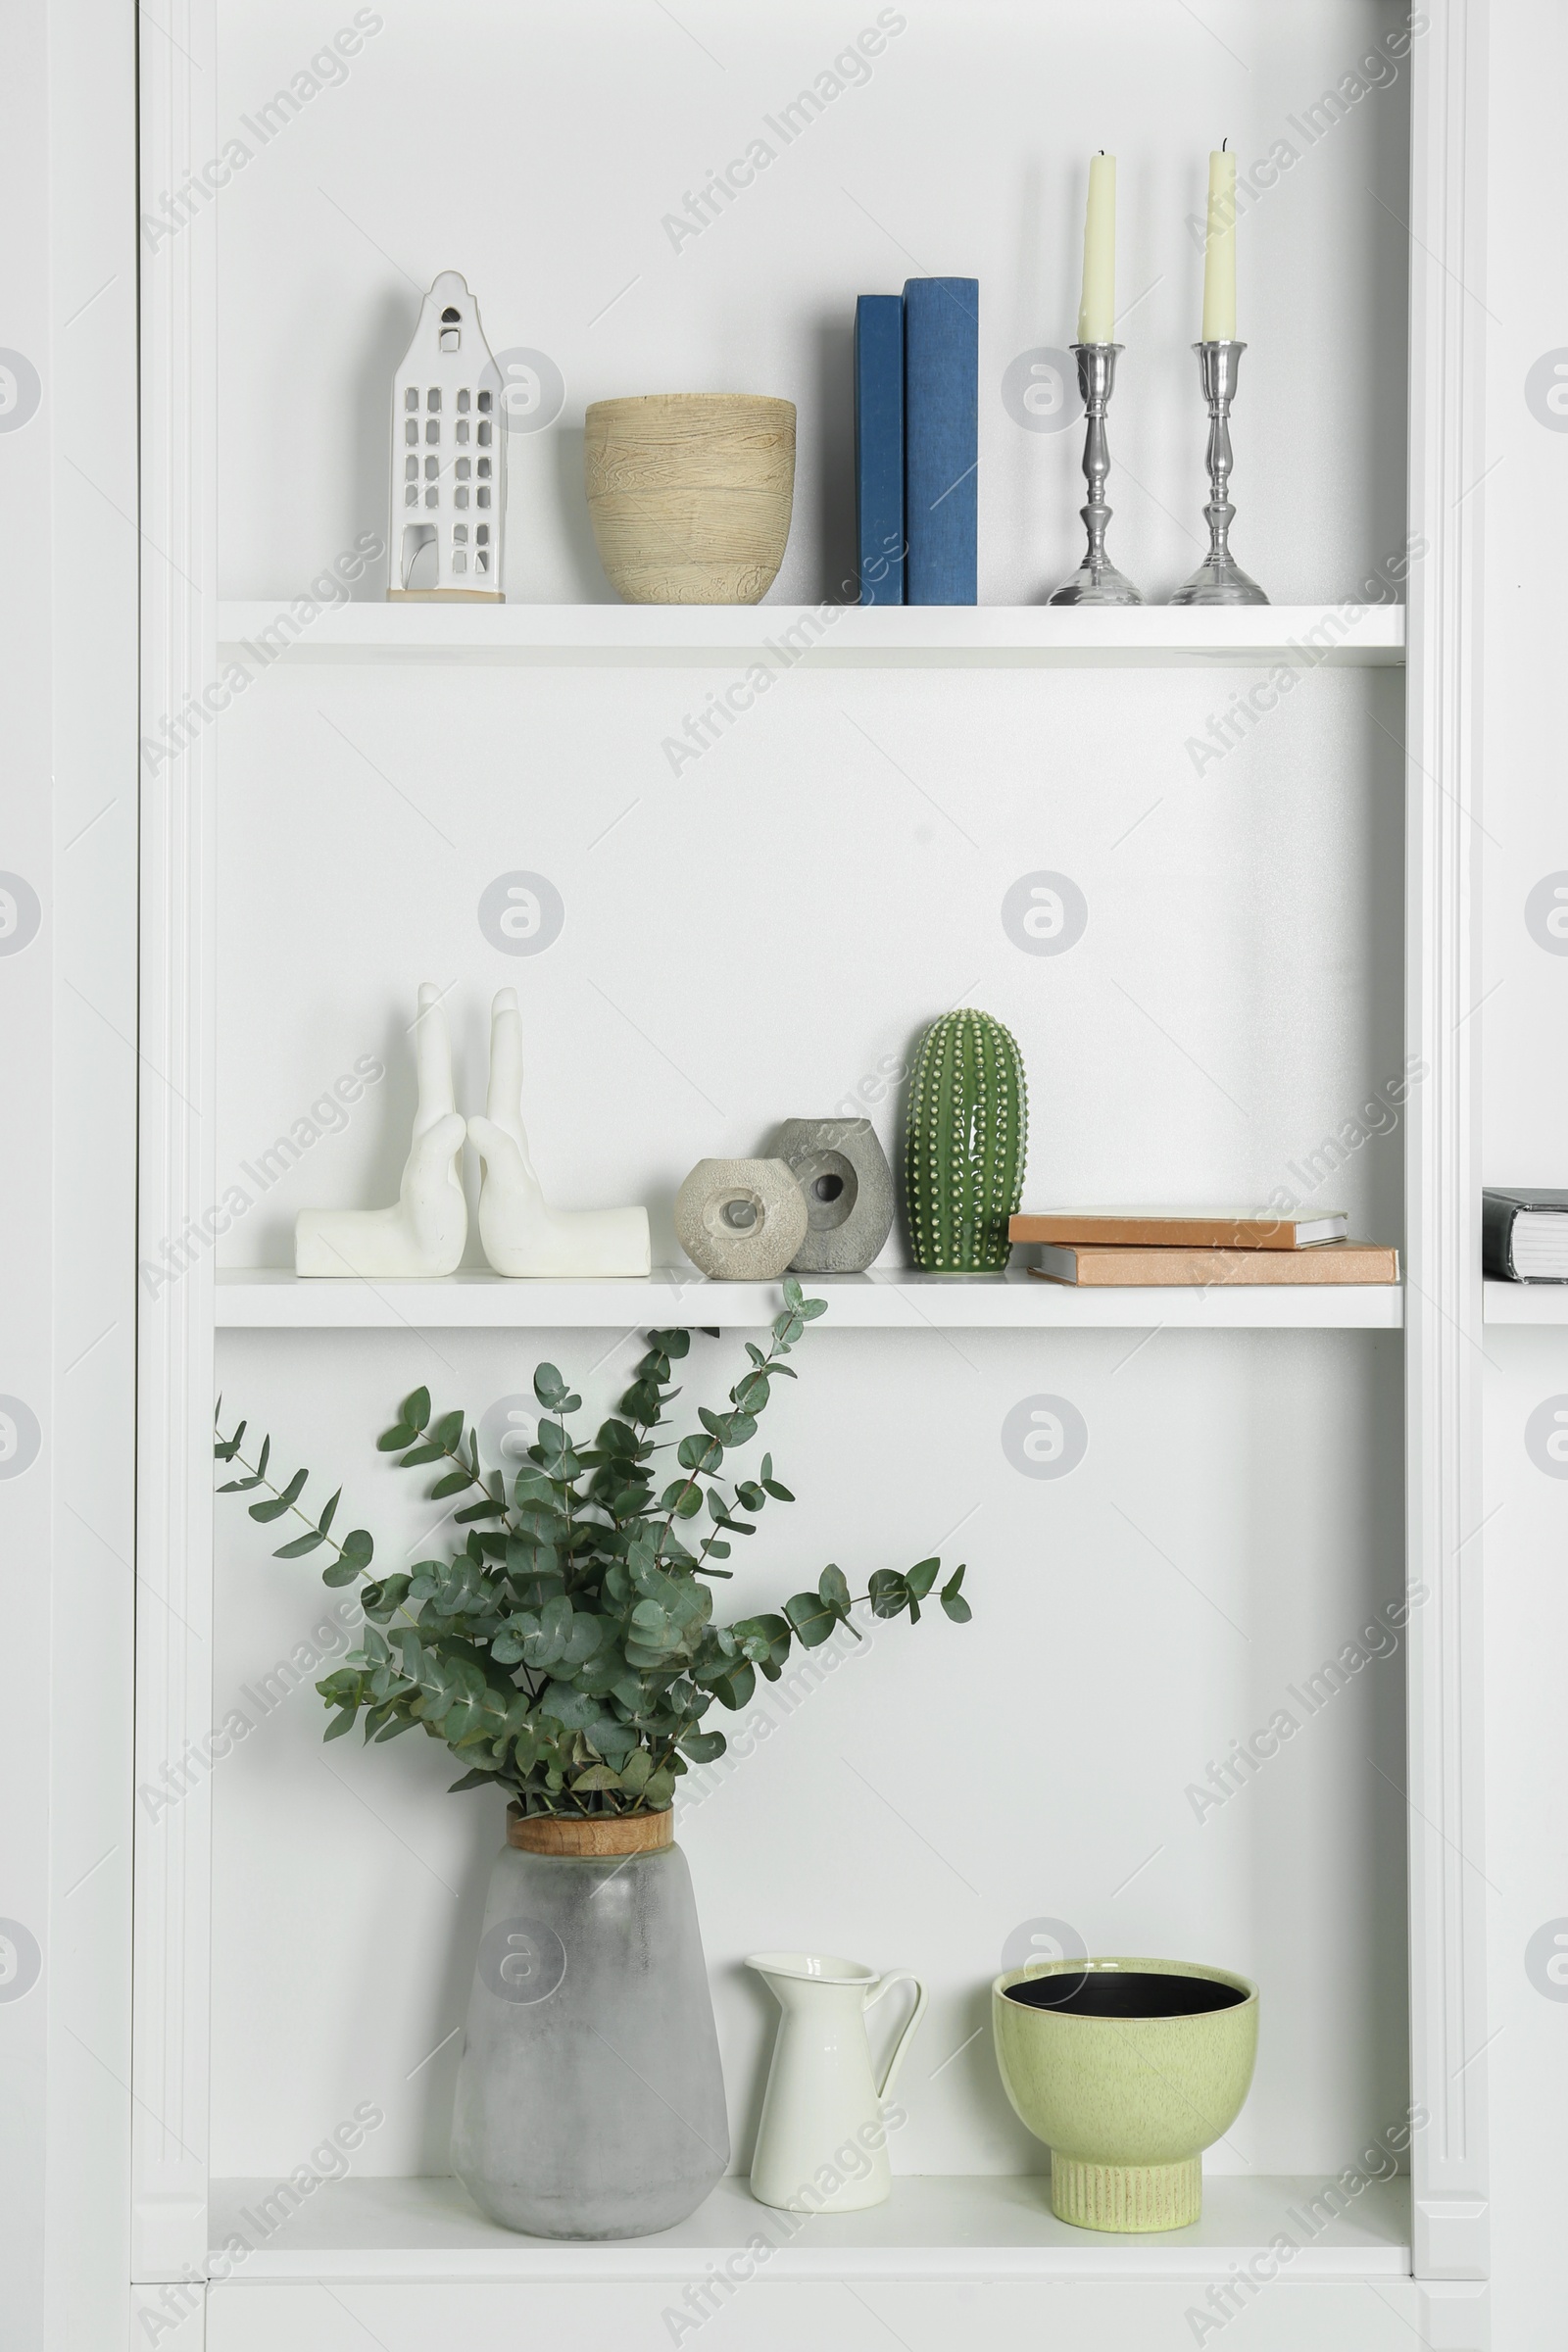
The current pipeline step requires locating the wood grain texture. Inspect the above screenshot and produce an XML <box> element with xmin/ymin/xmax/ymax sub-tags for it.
<box><xmin>584</xmin><ymin>394</ymin><xmax>795</xmax><ymax>604</ymax></box>
<box><xmin>507</xmin><ymin>1807</ymin><xmax>674</xmax><ymax>1856</ymax></box>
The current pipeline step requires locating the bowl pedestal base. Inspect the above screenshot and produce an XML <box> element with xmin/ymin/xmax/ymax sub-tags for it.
<box><xmin>1051</xmin><ymin>2152</ymin><xmax>1202</xmax><ymax>2233</ymax></box>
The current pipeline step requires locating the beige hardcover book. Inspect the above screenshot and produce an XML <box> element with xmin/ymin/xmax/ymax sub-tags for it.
<box><xmin>1009</xmin><ymin>1209</ymin><xmax>1349</xmax><ymax>1250</ymax></box>
<box><xmin>1027</xmin><ymin>1241</ymin><xmax>1399</xmax><ymax>1287</ymax></box>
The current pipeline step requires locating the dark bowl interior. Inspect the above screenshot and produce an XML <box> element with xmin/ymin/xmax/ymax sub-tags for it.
<box><xmin>1004</xmin><ymin>1970</ymin><xmax>1248</xmax><ymax>2020</ymax></box>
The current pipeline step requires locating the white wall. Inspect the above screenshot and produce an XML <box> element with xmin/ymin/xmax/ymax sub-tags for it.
<box><xmin>0</xmin><ymin>2</ymin><xmax>138</xmax><ymax>2348</ymax></box>
<box><xmin>1479</xmin><ymin>4</ymin><xmax>1568</xmax><ymax>2345</ymax></box>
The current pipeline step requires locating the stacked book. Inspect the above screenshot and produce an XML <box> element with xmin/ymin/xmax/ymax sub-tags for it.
<box><xmin>855</xmin><ymin>279</ymin><xmax>978</xmax><ymax>607</ymax></box>
<box><xmin>1483</xmin><ymin>1189</ymin><xmax>1568</xmax><ymax>1281</ymax></box>
<box><xmin>1008</xmin><ymin>1209</ymin><xmax>1399</xmax><ymax>1287</ymax></box>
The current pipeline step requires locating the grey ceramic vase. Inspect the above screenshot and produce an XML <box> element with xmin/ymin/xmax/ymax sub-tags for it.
<box><xmin>451</xmin><ymin>1811</ymin><xmax>729</xmax><ymax>2238</ymax></box>
<box><xmin>771</xmin><ymin>1118</ymin><xmax>896</xmax><ymax>1273</ymax></box>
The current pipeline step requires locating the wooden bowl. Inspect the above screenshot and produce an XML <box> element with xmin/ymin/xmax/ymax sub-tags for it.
<box><xmin>584</xmin><ymin>394</ymin><xmax>796</xmax><ymax>605</ymax></box>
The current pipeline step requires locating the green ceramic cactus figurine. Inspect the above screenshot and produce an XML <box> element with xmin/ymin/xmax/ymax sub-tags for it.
<box><xmin>904</xmin><ymin>1009</ymin><xmax>1029</xmax><ymax>1271</ymax></box>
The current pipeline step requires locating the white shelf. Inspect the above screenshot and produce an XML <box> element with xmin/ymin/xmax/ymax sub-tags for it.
<box><xmin>1483</xmin><ymin>1279</ymin><xmax>1568</xmax><ymax>1322</ymax></box>
<box><xmin>207</xmin><ymin>2171</ymin><xmax>1410</xmax><ymax>2284</ymax></box>
<box><xmin>214</xmin><ymin>1266</ymin><xmax>1405</xmax><ymax>1332</ymax></box>
<box><xmin>216</xmin><ymin>601</ymin><xmax>1405</xmax><ymax>669</ymax></box>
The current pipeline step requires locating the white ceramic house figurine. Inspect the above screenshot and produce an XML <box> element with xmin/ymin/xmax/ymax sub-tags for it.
<box><xmin>469</xmin><ymin>988</ymin><xmax>651</xmax><ymax>1277</ymax></box>
<box><xmin>388</xmin><ymin>270</ymin><xmax>506</xmax><ymax>602</ymax></box>
<box><xmin>295</xmin><ymin>984</ymin><xmax>467</xmax><ymax>1278</ymax></box>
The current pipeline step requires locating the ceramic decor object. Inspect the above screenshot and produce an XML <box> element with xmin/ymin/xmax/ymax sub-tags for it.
<box><xmin>389</xmin><ymin>270</ymin><xmax>506</xmax><ymax>602</ymax></box>
<box><xmin>583</xmin><ymin>394</ymin><xmax>796</xmax><ymax>604</ymax></box>
<box><xmin>771</xmin><ymin>1118</ymin><xmax>896</xmax><ymax>1274</ymax></box>
<box><xmin>295</xmin><ymin>984</ymin><xmax>466</xmax><ymax>1278</ymax></box>
<box><xmin>992</xmin><ymin>1956</ymin><xmax>1259</xmax><ymax>2233</ymax></box>
<box><xmin>468</xmin><ymin>989</ymin><xmax>651</xmax><ymax>1277</ymax></box>
<box><xmin>904</xmin><ymin>1008</ymin><xmax>1028</xmax><ymax>1272</ymax></box>
<box><xmin>674</xmin><ymin>1157</ymin><xmax>808</xmax><ymax>1280</ymax></box>
<box><xmin>452</xmin><ymin>1809</ymin><xmax>729</xmax><ymax>2238</ymax></box>
<box><xmin>746</xmin><ymin>1952</ymin><xmax>927</xmax><ymax>2213</ymax></box>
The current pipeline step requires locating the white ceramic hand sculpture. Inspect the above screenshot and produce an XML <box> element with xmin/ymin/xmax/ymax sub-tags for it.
<box><xmin>468</xmin><ymin>987</ymin><xmax>651</xmax><ymax>1278</ymax></box>
<box><xmin>295</xmin><ymin>984</ymin><xmax>467</xmax><ymax>1278</ymax></box>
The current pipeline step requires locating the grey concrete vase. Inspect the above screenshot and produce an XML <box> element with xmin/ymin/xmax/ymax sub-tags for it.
<box><xmin>771</xmin><ymin>1118</ymin><xmax>896</xmax><ymax>1274</ymax></box>
<box><xmin>674</xmin><ymin>1157</ymin><xmax>808</xmax><ymax>1280</ymax></box>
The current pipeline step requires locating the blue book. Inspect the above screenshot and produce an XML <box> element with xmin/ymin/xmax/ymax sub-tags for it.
<box><xmin>855</xmin><ymin>295</ymin><xmax>905</xmax><ymax>605</ymax></box>
<box><xmin>903</xmin><ymin>276</ymin><xmax>978</xmax><ymax>605</ymax></box>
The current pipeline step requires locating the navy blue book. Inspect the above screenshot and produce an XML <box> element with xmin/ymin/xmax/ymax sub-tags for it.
<box><xmin>855</xmin><ymin>295</ymin><xmax>905</xmax><ymax>605</ymax></box>
<box><xmin>903</xmin><ymin>276</ymin><xmax>978</xmax><ymax>606</ymax></box>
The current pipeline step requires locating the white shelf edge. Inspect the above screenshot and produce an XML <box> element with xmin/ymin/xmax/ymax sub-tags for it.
<box><xmin>215</xmin><ymin>600</ymin><xmax>1406</xmax><ymax>669</ymax></box>
<box><xmin>1482</xmin><ymin>1278</ymin><xmax>1568</xmax><ymax>1323</ymax></box>
<box><xmin>206</xmin><ymin>2172</ymin><xmax>1411</xmax><ymax>2284</ymax></box>
<box><xmin>214</xmin><ymin>1267</ymin><xmax>1404</xmax><ymax>1332</ymax></box>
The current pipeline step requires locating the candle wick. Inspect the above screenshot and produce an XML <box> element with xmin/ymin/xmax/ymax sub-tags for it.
<box><xmin>1221</xmin><ymin>136</ymin><xmax>1229</xmax><ymax>151</ymax></box>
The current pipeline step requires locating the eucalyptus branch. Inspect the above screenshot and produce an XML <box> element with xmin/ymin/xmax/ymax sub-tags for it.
<box><xmin>215</xmin><ymin>1280</ymin><xmax>970</xmax><ymax>1816</ymax></box>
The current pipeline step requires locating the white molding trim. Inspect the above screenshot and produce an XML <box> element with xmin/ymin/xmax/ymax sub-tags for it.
<box><xmin>1418</xmin><ymin>2281</ymin><xmax>1492</xmax><ymax>2352</ymax></box>
<box><xmin>132</xmin><ymin>0</ymin><xmax>220</xmax><ymax>2285</ymax></box>
<box><xmin>1404</xmin><ymin>0</ymin><xmax>1491</xmax><ymax>2283</ymax></box>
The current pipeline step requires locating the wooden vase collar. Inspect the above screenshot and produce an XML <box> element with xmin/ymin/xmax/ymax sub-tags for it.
<box><xmin>507</xmin><ymin>1805</ymin><xmax>673</xmax><ymax>1857</ymax></box>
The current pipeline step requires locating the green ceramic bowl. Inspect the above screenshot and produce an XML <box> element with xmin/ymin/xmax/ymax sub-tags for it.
<box><xmin>992</xmin><ymin>1956</ymin><xmax>1258</xmax><ymax>2232</ymax></box>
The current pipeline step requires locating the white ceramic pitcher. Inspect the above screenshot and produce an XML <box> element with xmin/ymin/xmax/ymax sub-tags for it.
<box><xmin>746</xmin><ymin>1950</ymin><xmax>928</xmax><ymax>2212</ymax></box>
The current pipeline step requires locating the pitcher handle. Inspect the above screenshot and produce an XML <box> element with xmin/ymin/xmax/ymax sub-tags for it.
<box><xmin>863</xmin><ymin>1969</ymin><xmax>928</xmax><ymax>2101</ymax></box>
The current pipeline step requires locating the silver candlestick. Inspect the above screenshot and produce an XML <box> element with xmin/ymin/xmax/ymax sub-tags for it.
<box><xmin>1048</xmin><ymin>343</ymin><xmax>1144</xmax><ymax>607</ymax></box>
<box><xmin>1170</xmin><ymin>339</ymin><xmax>1267</xmax><ymax>606</ymax></box>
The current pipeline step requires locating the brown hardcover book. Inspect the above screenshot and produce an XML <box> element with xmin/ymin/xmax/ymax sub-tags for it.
<box><xmin>1009</xmin><ymin>1209</ymin><xmax>1349</xmax><ymax>1250</ymax></box>
<box><xmin>1027</xmin><ymin>1241</ymin><xmax>1399</xmax><ymax>1287</ymax></box>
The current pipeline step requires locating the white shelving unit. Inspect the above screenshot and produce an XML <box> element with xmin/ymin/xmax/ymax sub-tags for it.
<box><xmin>216</xmin><ymin>600</ymin><xmax>1405</xmax><ymax>668</ymax></box>
<box><xmin>215</xmin><ymin>1265</ymin><xmax>1405</xmax><ymax>1331</ymax></box>
<box><xmin>1482</xmin><ymin>1280</ymin><xmax>1568</xmax><ymax>1323</ymax></box>
<box><xmin>122</xmin><ymin>7</ymin><xmax>1494</xmax><ymax>2349</ymax></box>
<box><xmin>207</xmin><ymin>2170</ymin><xmax>1410</xmax><ymax>2285</ymax></box>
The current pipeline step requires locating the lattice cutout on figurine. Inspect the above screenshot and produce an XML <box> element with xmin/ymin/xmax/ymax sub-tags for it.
<box><xmin>387</xmin><ymin>270</ymin><xmax>506</xmax><ymax>602</ymax></box>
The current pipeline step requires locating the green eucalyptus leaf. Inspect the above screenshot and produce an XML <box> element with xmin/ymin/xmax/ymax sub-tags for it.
<box><xmin>817</xmin><ymin>1565</ymin><xmax>852</xmax><ymax>1615</ymax></box>
<box><xmin>402</xmin><ymin>1388</ymin><xmax>431</xmax><ymax>1432</ymax></box>
<box><xmin>273</xmin><ymin>1527</ymin><xmax>325</xmax><ymax>1559</ymax></box>
<box><xmin>867</xmin><ymin>1570</ymin><xmax>909</xmax><ymax>1620</ymax></box>
<box><xmin>785</xmin><ymin>1592</ymin><xmax>836</xmax><ymax>1649</ymax></box>
<box><xmin>250</xmin><ymin>1466</ymin><xmax>307</xmax><ymax>1523</ymax></box>
<box><xmin>704</xmin><ymin>1660</ymin><xmax>755</xmax><ymax>1711</ymax></box>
